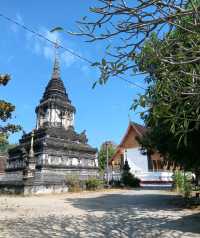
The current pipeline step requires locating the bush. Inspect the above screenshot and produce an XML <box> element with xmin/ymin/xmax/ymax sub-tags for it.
<box><xmin>86</xmin><ymin>177</ymin><xmax>103</xmax><ymax>191</ymax></box>
<box><xmin>172</xmin><ymin>171</ymin><xmax>192</xmax><ymax>198</ymax></box>
<box><xmin>65</xmin><ymin>175</ymin><xmax>103</xmax><ymax>192</ymax></box>
<box><xmin>109</xmin><ymin>179</ymin><xmax>122</xmax><ymax>188</ymax></box>
<box><xmin>184</xmin><ymin>179</ymin><xmax>192</xmax><ymax>199</ymax></box>
<box><xmin>65</xmin><ymin>175</ymin><xmax>84</xmax><ymax>192</ymax></box>
<box><xmin>121</xmin><ymin>160</ymin><xmax>140</xmax><ymax>188</ymax></box>
<box><xmin>121</xmin><ymin>172</ymin><xmax>140</xmax><ymax>187</ymax></box>
<box><xmin>172</xmin><ymin>171</ymin><xmax>184</xmax><ymax>193</ymax></box>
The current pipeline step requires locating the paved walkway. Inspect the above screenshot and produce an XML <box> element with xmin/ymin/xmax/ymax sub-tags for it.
<box><xmin>0</xmin><ymin>189</ymin><xmax>199</xmax><ymax>238</ymax></box>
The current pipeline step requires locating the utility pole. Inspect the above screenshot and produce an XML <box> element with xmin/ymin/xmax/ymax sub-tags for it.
<box><xmin>106</xmin><ymin>142</ymin><xmax>109</xmax><ymax>186</ymax></box>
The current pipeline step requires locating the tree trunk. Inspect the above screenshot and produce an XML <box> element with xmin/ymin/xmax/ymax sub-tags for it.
<box><xmin>194</xmin><ymin>169</ymin><xmax>200</xmax><ymax>187</ymax></box>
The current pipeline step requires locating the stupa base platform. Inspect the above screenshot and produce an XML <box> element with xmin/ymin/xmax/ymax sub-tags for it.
<box><xmin>0</xmin><ymin>181</ymin><xmax>68</xmax><ymax>195</ymax></box>
<box><xmin>0</xmin><ymin>167</ymin><xmax>98</xmax><ymax>195</ymax></box>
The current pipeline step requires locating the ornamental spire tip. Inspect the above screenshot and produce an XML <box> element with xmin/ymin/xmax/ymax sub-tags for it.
<box><xmin>52</xmin><ymin>40</ymin><xmax>60</xmax><ymax>79</ymax></box>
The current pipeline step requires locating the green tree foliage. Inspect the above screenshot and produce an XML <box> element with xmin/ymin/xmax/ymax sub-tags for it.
<box><xmin>0</xmin><ymin>74</ymin><xmax>21</xmax><ymax>147</ymax></box>
<box><xmin>0</xmin><ymin>137</ymin><xmax>17</xmax><ymax>154</ymax></box>
<box><xmin>71</xmin><ymin>0</ymin><xmax>200</xmax><ymax>173</ymax></box>
<box><xmin>135</xmin><ymin>27</ymin><xmax>200</xmax><ymax>142</ymax></box>
<box><xmin>71</xmin><ymin>0</ymin><xmax>199</xmax><ymax>85</ymax></box>
<box><xmin>133</xmin><ymin>15</ymin><xmax>200</xmax><ymax>172</ymax></box>
<box><xmin>98</xmin><ymin>142</ymin><xmax>116</xmax><ymax>171</ymax></box>
<box><xmin>71</xmin><ymin>0</ymin><xmax>200</xmax><ymax>138</ymax></box>
<box><xmin>0</xmin><ymin>135</ymin><xmax>9</xmax><ymax>153</ymax></box>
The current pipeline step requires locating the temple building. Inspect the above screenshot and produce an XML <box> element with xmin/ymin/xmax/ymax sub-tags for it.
<box><xmin>110</xmin><ymin>122</ymin><xmax>173</xmax><ymax>187</ymax></box>
<box><xmin>0</xmin><ymin>55</ymin><xmax>98</xmax><ymax>194</ymax></box>
<box><xmin>110</xmin><ymin>122</ymin><xmax>163</xmax><ymax>172</ymax></box>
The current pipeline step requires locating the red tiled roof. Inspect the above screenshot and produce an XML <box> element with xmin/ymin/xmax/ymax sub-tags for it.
<box><xmin>110</xmin><ymin>121</ymin><xmax>147</xmax><ymax>164</ymax></box>
<box><xmin>130</xmin><ymin>122</ymin><xmax>147</xmax><ymax>137</ymax></box>
<box><xmin>118</xmin><ymin>122</ymin><xmax>146</xmax><ymax>147</ymax></box>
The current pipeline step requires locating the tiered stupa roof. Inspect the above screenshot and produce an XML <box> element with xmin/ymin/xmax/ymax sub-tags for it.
<box><xmin>36</xmin><ymin>56</ymin><xmax>76</xmax><ymax>113</ymax></box>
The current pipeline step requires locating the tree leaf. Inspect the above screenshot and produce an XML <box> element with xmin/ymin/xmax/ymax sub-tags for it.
<box><xmin>92</xmin><ymin>81</ymin><xmax>98</xmax><ymax>89</ymax></box>
<box><xmin>50</xmin><ymin>27</ymin><xmax>64</xmax><ymax>33</ymax></box>
<box><xmin>102</xmin><ymin>58</ymin><xmax>106</xmax><ymax>66</ymax></box>
<box><xmin>91</xmin><ymin>62</ymin><xmax>100</xmax><ymax>67</ymax></box>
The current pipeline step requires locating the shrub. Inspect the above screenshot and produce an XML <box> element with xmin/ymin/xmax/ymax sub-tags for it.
<box><xmin>121</xmin><ymin>160</ymin><xmax>140</xmax><ymax>187</ymax></box>
<box><xmin>65</xmin><ymin>175</ymin><xmax>104</xmax><ymax>192</ymax></box>
<box><xmin>172</xmin><ymin>171</ymin><xmax>192</xmax><ymax>198</ymax></box>
<box><xmin>109</xmin><ymin>179</ymin><xmax>122</xmax><ymax>188</ymax></box>
<box><xmin>183</xmin><ymin>179</ymin><xmax>192</xmax><ymax>199</ymax></box>
<box><xmin>65</xmin><ymin>175</ymin><xmax>84</xmax><ymax>192</ymax></box>
<box><xmin>172</xmin><ymin>171</ymin><xmax>184</xmax><ymax>193</ymax></box>
<box><xmin>85</xmin><ymin>177</ymin><xmax>103</xmax><ymax>191</ymax></box>
<box><xmin>121</xmin><ymin>171</ymin><xmax>140</xmax><ymax>187</ymax></box>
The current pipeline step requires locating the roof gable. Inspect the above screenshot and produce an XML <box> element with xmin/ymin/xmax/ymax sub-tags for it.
<box><xmin>119</xmin><ymin>122</ymin><xmax>146</xmax><ymax>147</ymax></box>
<box><xmin>110</xmin><ymin>122</ymin><xmax>147</xmax><ymax>163</ymax></box>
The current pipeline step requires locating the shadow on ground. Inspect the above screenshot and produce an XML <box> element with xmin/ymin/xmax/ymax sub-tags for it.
<box><xmin>0</xmin><ymin>192</ymin><xmax>199</xmax><ymax>238</ymax></box>
<box><xmin>66</xmin><ymin>193</ymin><xmax>182</xmax><ymax>212</ymax></box>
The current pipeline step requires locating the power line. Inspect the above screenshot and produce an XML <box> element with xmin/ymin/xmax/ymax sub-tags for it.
<box><xmin>0</xmin><ymin>12</ymin><xmax>146</xmax><ymax>90</ymax></box>
<box><xmin>117</xmin><ymin>75</ymin><xmax>146</xmax><ymax>90</ymax></box>
<box><xmin>0</xmin><ymin>13</ymin><xmax>92</xmax><ymax>65</ymax></box>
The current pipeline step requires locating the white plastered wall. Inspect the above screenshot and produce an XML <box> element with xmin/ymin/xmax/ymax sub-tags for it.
<box><xmin>126</xmin><ymin>148</ymin><xmax>148</xmax><ymax>174</ymax></box>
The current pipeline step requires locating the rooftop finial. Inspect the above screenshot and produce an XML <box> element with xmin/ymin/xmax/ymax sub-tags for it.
<box><xmin>52</xmin><ymin>39</ymin><xmax>60</xmax><ymax>79</ymax></box>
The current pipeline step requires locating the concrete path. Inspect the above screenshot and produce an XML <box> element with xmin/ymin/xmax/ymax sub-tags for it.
<box><xmin>0</xmin><ymin>189</ymin><xmax>199</xmax><ymax>238</ymax></box>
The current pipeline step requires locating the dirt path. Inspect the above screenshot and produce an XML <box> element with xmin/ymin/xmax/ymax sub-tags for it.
<box><xmin>0</xmin><ymin>189</ymin><xmax>199</xmax><ymax>238</ymax></box>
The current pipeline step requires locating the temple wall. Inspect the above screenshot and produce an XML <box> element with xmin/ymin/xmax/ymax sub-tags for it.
<box><xmin>37</xmin><ymin>109</ymin><xmax>74</xmax><ymax>129</ymax></box>
<box><xmin>0</xmin><ymin>171</ymin><xmax>23</xmax><ymax>182</ymax></box>
<box><xmin>126</xmin><ymin>148</ymin><xmax>148</xmax><ymax>173</ymax></box>
<box><xmin>6</xmin><ymin>159</ymin><xmax>25</xmax><ymax>171</ymax></box>
<box><xmin>51</xmin><ymin>109</ymin><xmax>61</xmax><ymax>124</ymax></box>
<box><xmin>41</xmin><ymin>154</ymin><xmax>97</xmax><ymax>168</ymax></box>
<box><xmin>50</xmin><ymin>109</ymin><xmax>74</xmax><ymax>128</ymax></box>
<box><xmin>63</xmin><ymin>111</ymin><xmax>74</xmax><ymax>129</ymax></box>
<box><xmin>38</xmin><ymin>168</ymin><xmax>98</xmax><ymax>182</ymax></box>
<box><xmin>39</xmin><ymin>147</ymin><xmax>97</xmax><ymax>168</ymax></box>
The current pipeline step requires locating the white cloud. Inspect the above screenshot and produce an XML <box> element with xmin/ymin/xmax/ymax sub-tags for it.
<box><xmin>9</xmin><ymin>14</ymin><xmax>78</xmax><ymax>68</ymax></box>
<box><xmin>61</xmin><ymin>52</ymin><xmax>75</xmax><ymax>67</ymax></box>
<box><xmin>26</xmin><ymin>27</ymin><xmax>76</xmax><ymax>67</ymax></box>
<box><xmin>44</xmin><ymin>45</ymin><xmax>54</xmax><ymax>59</ymax></box>
<box><xmin>81</xmin><ymin>65</ymin><xmax>90</xmax><ymax>75</ymax></box>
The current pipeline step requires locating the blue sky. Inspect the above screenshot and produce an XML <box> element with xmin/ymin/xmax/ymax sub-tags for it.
<box><xmin>0</xmin><ymin>1</ymin><xmax>145</xmax><ymax>148</ymax></box>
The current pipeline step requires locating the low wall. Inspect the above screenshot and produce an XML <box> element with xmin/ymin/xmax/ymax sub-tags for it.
<box><xmin>109</xmin><ymin>170</ymin><xmax>173</xmax><ymax>188</ymax></box>
<box><xmin>135</xmin><ymin>171</ymin><xmax>173</xmax><ymax>187</ymax></box>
